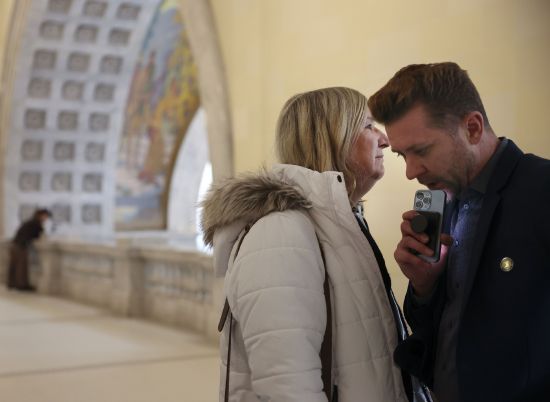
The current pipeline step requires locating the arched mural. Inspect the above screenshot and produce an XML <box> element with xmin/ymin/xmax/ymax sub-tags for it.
<box><xmin>116</xmin><ymin>0</ymin><xmax>200</xmax><ymax>230</ymax></box>
<box><xmin>0</xmin><ymin>0</ymin><xmax>232</xmax><ymax>242</ymax></box>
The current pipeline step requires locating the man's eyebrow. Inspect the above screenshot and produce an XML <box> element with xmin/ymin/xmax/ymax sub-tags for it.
<box><xmin>392</xmin><ymin>143</ymin><xmax>432</xmax><ymax>155</ymax></box>
<box><xmin>390</xmin><ymin>147</ymin><xmax>403</xmax><ymax>155</ymax></box>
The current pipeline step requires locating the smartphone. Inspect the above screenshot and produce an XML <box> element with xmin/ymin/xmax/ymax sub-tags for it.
<box><xmin>412</xmin><ymin>189</ymin><xmax>446</xmax><ymax>262</ymax></box>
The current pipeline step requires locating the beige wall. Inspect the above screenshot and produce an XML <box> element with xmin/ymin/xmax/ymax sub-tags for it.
<box><xmin>0</xmin><ymin>0</ymin><xmax>548</xmax><ymax>302</ymax></box>
<box><xmin>0</xmin><ymin>0</ymin><xmax>15</xmax><ymax>94</ymax></box>
<box><xmin>210</xmin><ymin>0</ymin><xmax>550</xmax><ymax>302</ymax></box>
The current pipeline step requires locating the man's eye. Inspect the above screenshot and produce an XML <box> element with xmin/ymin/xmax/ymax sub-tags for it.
<box><xmin>416</xmin><ymin>148</ymin><xmax>429</xmax><ymax>156</ymax></box>
<box><xmin>365</xmin><ymin>123</ymin><xmax>373</xmax><ymax>130</ymax></box>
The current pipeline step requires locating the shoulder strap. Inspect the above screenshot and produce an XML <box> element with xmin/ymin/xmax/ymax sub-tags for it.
<box><xmin>218</xmin><ymin>225</ymin><xmax>332</xmax><ymax>402</ymax></box>
<box><xmin>218</xmin><ymin>225</ymin><xmax>250</xmax><ymax>402</ymax></box>
<box><xmin>319</xmin><ymin>244</ymin><xmax>333</xmax><ymax>401</ymax></box>
<box><xmin>217</xmin><ymin>224</ymin><xmax>251</xmax><ymax>332</ymax></box>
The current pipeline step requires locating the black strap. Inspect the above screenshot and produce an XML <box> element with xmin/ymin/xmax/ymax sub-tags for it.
<box><xmin>218</xmin><ymin>224</ymin><xmax>332</xmax><ymax>401</ymax></box>
<box><xmin>224</xmin><ymin>312</ymin><xmax>232</xmax><ymax>402</ymax></box>
<box><xmin>354</xmin><ymin>213</ymin><xmax>392</xmax><ymax>290</ymax></box>
<box><xmin>319</xmin><ymin>245</ymin><xmax>332</xmax><ymax>400</ymax></box>
<box><xmin>218</xmin><ymin>299</ymin><xmax>230</xmax><ymax>332</ymax></box>
<box><xmin>218</xmin><ymin>225</ymin><xmax>250</xmax><ymax>402</ymax></box>
<box><xmin>354</xmin><ymin>213</ymin><xmax>433</xmax><ymax>402</ymax></box>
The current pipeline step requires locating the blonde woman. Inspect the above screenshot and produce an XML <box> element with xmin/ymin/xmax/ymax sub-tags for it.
<box><xmin>201</xmin><ymin>87</ymin><xmax>429</xmax><ymax>402</ymax></box>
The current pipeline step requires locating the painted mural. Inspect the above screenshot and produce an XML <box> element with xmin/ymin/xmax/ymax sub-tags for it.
<box><xmin>116</xmin><ymin>0</ymin><xmax>200</xmax><ymax>230</ymax></box>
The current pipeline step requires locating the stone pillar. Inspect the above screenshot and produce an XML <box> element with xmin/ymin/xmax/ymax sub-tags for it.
<box><xmin>110</xmin><ymin>244</ymin><xmax>142</xmax><ymax>316</ymax></box>
<box><xmin>0</xmin><ymin>240</ymin><xmax>10</xmax><ymax>283</ymax></box>
<box><xmin>36</xmin><ymin>240</ymin><xmax>61</xmax><ymax>294</ymax></box>
<box><xmin>127</xmin><ymin>247</ymin><xmax>146</xmax><ymax>317</ymax></box>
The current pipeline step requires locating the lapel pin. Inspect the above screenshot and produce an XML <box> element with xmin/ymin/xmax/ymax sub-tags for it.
<box><xmin>500</xmin><ymin>257</ymin><xmax>514</xmax><ymax>272</ymax></box>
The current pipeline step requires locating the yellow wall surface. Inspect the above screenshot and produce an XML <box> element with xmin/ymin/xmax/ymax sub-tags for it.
<box><xmin>0</xmin><ymin>0</ymin><xmax>547</xmax><ymax>302</ymax></box>
<box><xmin>210</xmin><ymin>0</ymin><xmax>550</xmax><ymax>302</ymax></box>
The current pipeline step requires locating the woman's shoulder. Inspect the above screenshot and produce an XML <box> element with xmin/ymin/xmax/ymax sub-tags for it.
<box><xmin>226</xmin><ymin>208</ymin><xmax>325</xmax><ymax>316</ymax></box>
<box><xmin>228</xmin><ymin>209</ymin><xmax>323</xmax><ymax>287</ymax></box>
<box><xmin>244</xmin><ymin>209</ymin><xmax>318</xmax><ymax>252</ymax></box>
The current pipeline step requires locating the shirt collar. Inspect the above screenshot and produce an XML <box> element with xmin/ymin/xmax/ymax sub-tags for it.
<box><xmin>465</xmin><ymin>137</ymin><xmax>508</xmax><ymax>196</ymax></box>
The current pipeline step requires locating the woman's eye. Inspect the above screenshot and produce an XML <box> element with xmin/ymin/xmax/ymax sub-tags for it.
<box><xmin>365</xmin><ymin>123</ymin><xmax>373</xmax><ymax>130</ymax></box>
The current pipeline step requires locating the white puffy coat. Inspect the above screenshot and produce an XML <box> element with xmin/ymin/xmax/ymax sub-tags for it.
<box><xmin>201</xmin><ymin>164</ymin><xmax>408</xmax><ymax>402</ymax></box>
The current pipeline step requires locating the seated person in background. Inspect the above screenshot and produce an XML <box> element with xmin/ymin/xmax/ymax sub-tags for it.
<box><xmin>7</xmin><ymin>208</ymin><xmax>52</xmax><ymax>291</ymax></box>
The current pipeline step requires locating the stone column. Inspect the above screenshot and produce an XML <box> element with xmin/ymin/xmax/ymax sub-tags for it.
<box><xmin>36</xmin><ymin>240</ymin><xmax>61</xmax><ymax>294</ymax></box>
<box><xmin>110</xmin><ymin>243</ymin><xmax>143</xmax><ymax>316</ymax></box>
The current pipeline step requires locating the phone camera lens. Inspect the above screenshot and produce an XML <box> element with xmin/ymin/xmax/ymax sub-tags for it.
<box><xmin>415</xmin><ymin>201</ymin><xmax>423</xmax><ymax>208</ymax></box>
<box><xmin>417</xmin><ymin>193</ymin><xmax>424</xmax><ymax>200</ymax></box>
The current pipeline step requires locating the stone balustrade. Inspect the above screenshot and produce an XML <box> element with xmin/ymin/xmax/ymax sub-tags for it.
<box><xmin>0</xmin><ymin>239</ymin><xmax>222</xmax><ymax>342</ymax></box>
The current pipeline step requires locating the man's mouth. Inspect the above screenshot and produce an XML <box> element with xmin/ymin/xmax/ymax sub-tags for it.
<box><xmin>419</xmin><ymin>179</ymin><xmax>439</xmax><ymax>189</ymax></box>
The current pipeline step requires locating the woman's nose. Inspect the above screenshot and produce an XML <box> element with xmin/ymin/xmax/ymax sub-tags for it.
<box><xmin>378</xmin><ymin>129</ymin><xmax>389</xmax><ymax>149</ymax></box>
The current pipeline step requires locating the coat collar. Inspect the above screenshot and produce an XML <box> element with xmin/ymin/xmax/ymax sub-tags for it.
<box><xmin>486</xmin><ymin>139</ymin><xmax>523</xmax><ymax>194</ymax></box>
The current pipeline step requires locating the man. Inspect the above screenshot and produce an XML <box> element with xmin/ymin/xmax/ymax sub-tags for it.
<box><xmin>368</xmin><ymin>62</ymin><xmax>550</xmax><ymax>402</ymax></box>
<box><xmin>7</xmin><ymin>208</ymin><xmax>52</xmax><ymax>291</ymax></box>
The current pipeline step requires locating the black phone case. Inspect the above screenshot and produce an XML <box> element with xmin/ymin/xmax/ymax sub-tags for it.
<box><xmin>413</xmin><ymin>211</ymin><xmax>442</xmax><ymax>255</ymax></box>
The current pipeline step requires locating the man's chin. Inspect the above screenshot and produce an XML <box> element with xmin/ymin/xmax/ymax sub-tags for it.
<box><xmin>424</xmin><ymin>182</ymin><xmax>453</xmax><ymax>194</ymax></box>
<box><xmin>423</xmin><ymin>182</ymin><xmax>442</xmax><ymax>190</ymax></box>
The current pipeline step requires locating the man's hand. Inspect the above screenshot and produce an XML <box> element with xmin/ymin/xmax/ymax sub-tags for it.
<box><xmin>395</xmin><ymin>210</ymin><xmax>452</xmax><ymax>298</ymax></box>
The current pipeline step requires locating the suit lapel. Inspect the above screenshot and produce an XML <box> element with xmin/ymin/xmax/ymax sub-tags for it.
<box><xmin>460</xmin><ymin>193</ymin><xmax>500</xmax><ymax>316</ymax></box>
<box><xmin>459</xmin><ymin>140</ymin><xmax>523</xmax><ymax>316</ymax></box>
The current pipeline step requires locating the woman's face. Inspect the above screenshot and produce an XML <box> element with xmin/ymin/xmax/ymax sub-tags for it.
<box><xmin>348</xmin><ymin>109</ymin><xmax>389</xmax><ymax>203</ymax></box>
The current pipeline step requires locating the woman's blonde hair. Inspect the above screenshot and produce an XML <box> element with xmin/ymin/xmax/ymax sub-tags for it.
<box><xmin>276</xmin><ymin>87</ymin><xmax>368</xmax><ymax>199</ymax></box>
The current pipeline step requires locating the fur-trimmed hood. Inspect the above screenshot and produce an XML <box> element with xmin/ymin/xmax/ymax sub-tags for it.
<box><xmin>200</xmin><ymin>170</ymin><xmax>312</xmax><ymax>247</ymax></box>
<box><xmin>200</xmin><ymin>164</ymin><xmax>352</xmax><ymax>277</ymax></box>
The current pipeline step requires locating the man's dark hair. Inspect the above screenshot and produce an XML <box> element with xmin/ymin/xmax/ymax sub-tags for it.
<box><xmin>368</xmin><ymin>62</ymin><xmax>492</xmax><ymax>132</ymax></box>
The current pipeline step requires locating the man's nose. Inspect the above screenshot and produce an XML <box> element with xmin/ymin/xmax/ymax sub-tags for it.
<box><xmin>405</xmin><ymin>159</ymin><xmax>425</xmax><ymax>181</ymax></box>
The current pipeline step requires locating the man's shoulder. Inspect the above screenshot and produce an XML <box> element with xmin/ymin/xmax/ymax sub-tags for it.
<box><xmin>505</xmin><ymin>140</ymin><xmax>550</xmax><ymax>173</ymax></box>
<box><xmin>498</xmin><ymin>150</ymin><xmax>550</xmax><ymax>211</ymax></box>
<box><xmin>521</xmin><ymin>151</ymin><xmax>550</xmax><ymax>167</ymax></box>
<box><xmin>515</xmin><ymin>152</ymin><xmax>550</xmax><ymax>187</ymax></box>
<box><xmin>498</xmin><ymin>140</ymin><xmax>550</xmax><ymax>183</ymax></box>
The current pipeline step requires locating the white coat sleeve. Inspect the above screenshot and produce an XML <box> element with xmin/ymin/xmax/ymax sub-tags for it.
<box><xmin>229</xmin><ymin>210</ymin><xmax>328</xmax><ymax>402</ymax></box>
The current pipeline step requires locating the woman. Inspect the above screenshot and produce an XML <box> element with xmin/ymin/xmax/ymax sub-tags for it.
<box><xmin>201</xmin><ymin>87</ymin><xmax>428</xmax><ymax>401</ymax></box>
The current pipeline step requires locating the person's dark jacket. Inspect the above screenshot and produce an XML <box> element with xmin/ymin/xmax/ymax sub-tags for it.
<box><xmin>13</xmin><ymin>218</ymin><xmax>44</xmax><ymax>248</ymax></box>
<box><xmin>394</xmin><ymin>140</ymin><xmax>550</xmax><ymax>402</ymax></box>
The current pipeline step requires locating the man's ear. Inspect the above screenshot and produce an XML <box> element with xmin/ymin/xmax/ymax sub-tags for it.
<box><xmin>464</xmin><ymin>111</ymin><xmax>484</xmax><ymax>144</ymax></box>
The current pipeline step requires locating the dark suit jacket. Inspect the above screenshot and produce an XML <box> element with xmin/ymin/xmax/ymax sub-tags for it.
<box><xmin>395</xmin><ymin>140</ymin><xmax>550</xmax><ymax>402</ymax></box>
<box><xmin>13</xmin><ymin>218</ymin><xmax>43</xmax><ymax>248</ymax></box>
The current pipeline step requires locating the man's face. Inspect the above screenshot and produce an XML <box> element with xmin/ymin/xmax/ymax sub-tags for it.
<box><xmin>385</xmin><ymin>104</ymin><xmax>475</xmax><ymax>197</ymax></box>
